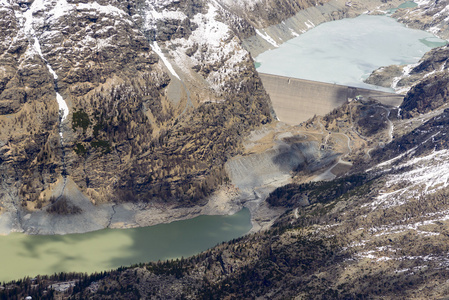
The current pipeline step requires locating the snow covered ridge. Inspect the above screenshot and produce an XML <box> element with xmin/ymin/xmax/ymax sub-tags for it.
<box><xmin>10</xmin><ymin>0</ymin><xmax>134</xmax><ymax>59</ymax></box>
<box><xmin>3</xmin><ymin>0</ymin><xmax>255</xmax><ymax>98</ymax></box>
<box><xmin>10</xmin><ymin>0</ymin><xmax>137</xmax><ymax>113</ymax></box>
<box><xmin>142</xmin><ymin>0</ymin><xmax>188</xmax><ymax>33</ymax></box>
<box><xmin>143</xmin><ymin>0</ymin><xmax>253</xmax><ymax>94</ymax></box>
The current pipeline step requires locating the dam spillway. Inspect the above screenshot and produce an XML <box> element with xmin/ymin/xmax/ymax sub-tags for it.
<box><xmin>259</xmin><ymin>73</ymin><xmax>404</xmax><ymax>126</ymax></box>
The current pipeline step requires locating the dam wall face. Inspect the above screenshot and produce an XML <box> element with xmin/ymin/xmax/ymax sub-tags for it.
<box><xmin>259</xmin><ymin>73</ymin><xmax>404</xmax><ymax>126</ymax></box>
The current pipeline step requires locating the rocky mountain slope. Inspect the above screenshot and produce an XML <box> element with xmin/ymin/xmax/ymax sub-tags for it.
<box><xmin>0</xmin><ymin>0</ymin><xmax>405</xmax><ymax>234</ymax></box>
<box><xmin>5</xmin><ymin>0</ymin><xmax>449</xmax><ymax>298</ymax></box>
<box><xmin>7</xmin><ymin>61</ymin><xmax>449</xmax><ymax>298</ymax></box>
<box><xmin>0</xmin><ymin>0</ymin><xmax>277</xmax><ymax>234</ymax></box>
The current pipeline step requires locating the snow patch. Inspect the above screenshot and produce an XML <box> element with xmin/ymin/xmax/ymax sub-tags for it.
<box><xmin>367</xmin><ymin>145</ymin><xmax>417</xmax><ymax>171</ymax></box>
<box><xmin>289</xmin><ymin>28</ymin><xmax>299</xmax><ymax>37</ymax></box>
<box><xmin>424</xmin><ymin>70</ymin><xmax>437</xmax><ymax>78</ymax></box>
<box><xmin>414</xmin><ymin>0</ymin><xmax>432</xmax><ymax>7</ymax></box>
<box><xmin>217</xmin><ymin>0</ymin><xmax>261</xmax><ymax>10</ymax></box>
<box><xmin>48</xmin><ymin>0</ymin><xmax>72</xmax><ymax>22</ymax></box>
<box><xmin>192</xmin><ymin>3</ymin><xmax>230</xmax><ymax>48</ymax></box>
<box><xmin>165</xmin><ymin>1</ymin><xmax>249</xmax><ymax>93</ymax></box>
<box><xmin>151</xmin><ymin>42</ymin><xmax>180</xmax><ymax>80</ymax></box>
<box><xmin>255</xmin><ymin>29</ymin><xmax>278</xmax><ymax>47</ymax></box>
<box><xmin>432</xmin><ymin>4</ymin><xmax>449</xmax><ymax>20</ymax></box>
<box><xmin>305</xmin><ymin>20</ymin><xmax>315</xmax><ymax>29</ymax></box>
<box><xmin>392</xmin><ymin>63</ymin><xmax>419</xmax><ymax>93</ymax></box>
<box><xmin>142</xmin><ymin>0</ymin><xmax>188</xmax><ymax>33</ymax></box>
<box><xmin>369</xmin><ymin>148</ymin><xmax>449</xmax><ymax>210</ymax></box>
<box><xmin>76</xmin><ymin>2</ymin><xmax>126</xmax><ymax>17</ymax></box>
<box><xmin>56</xmin><ymin>92</ymin><xmax>69</xmax><ymax>124</ymax></box>
<box><xmin>21</xmin><ymin>0</ymin><xmax>69</xmax><ymax>122</ymax></box>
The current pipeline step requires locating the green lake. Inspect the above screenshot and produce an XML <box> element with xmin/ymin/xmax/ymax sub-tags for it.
<box><xmin>397</xmin><ymin>1</ymin><xmax>418</xmax><ymax>9</ymax></box>
<box><xmin>0</xmin><ymin>208</ymin><xmax>251</xmax><ymax>282</ymax></box>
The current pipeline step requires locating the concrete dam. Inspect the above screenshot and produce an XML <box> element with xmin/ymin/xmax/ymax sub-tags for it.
<box><xmin>259</xmin><ymin>73</ymin><xmax>405</xmax><ymax>126</ymax></box>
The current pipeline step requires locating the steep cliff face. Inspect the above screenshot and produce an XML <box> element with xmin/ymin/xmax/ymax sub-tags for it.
<box><xmin>399</xmin><ymin>46</ymin><xmax>449</xmax><ymax>117</ymax></box>
<box><xmin>400</xmin><ymin>71</ymin><xmax>449</xmax><ymax>117</ymax></box>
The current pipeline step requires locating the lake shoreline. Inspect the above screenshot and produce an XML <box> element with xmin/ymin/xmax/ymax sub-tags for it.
<box><xmin>0</xmin><ymin>182</ymin><xmax>284</xmax><ymax>236</ymax></box>
<box><xmin>0</xmin><ymin>206</ymin><xmax>254</xmax><ymax>283</ymax></box>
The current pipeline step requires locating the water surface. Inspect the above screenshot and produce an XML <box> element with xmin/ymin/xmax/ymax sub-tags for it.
<box><xmin>256</xmin><ymin>14</ymin><xmax>447</xmax><ymax>90</ymax></box>
<box><xmin>0</xmin><ymin>208</ymin><xmax>251</xmax><ymax>282</ymax></box>
<box><xmin>397</xmin><ymin>1</ymin><xmax>418</xmax><ymax>9</ymax></box>
<box><xmin>387</xmin><ymin>2</ymin><xmax>419</xmax><ymax>17</ymax></box>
